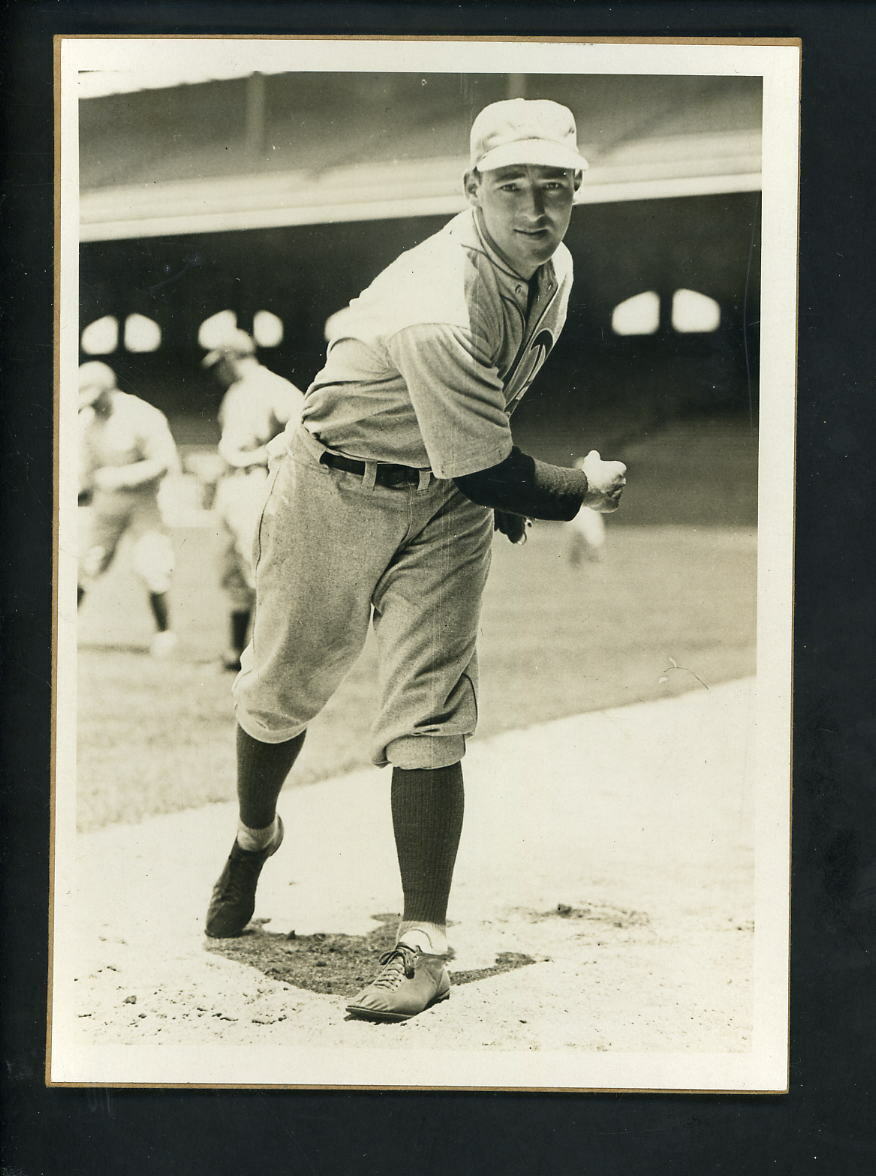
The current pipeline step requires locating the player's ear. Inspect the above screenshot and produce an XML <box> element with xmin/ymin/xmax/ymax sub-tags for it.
<box><xmin>464</xmin><ymin>169</ymin><xmax>482</xmax><ymax>208</ymax></box>
<box><xmin>573</xmin><ymin>170</ymin><xmax>582</xmax><ymax>192</ymax></box>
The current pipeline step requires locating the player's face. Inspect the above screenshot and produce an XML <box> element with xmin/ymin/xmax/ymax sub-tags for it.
<box><xmin>79</xmin><ymin>383</ymin><xmax>113</xmax><ymax>416</ymax></box>
<box><xmin>466</xmin><ymin>164</ymin><xmax>580</xmax><ymax>278</ymax></box>
<box><xmin>212</xmin><ymin>357</ymin><xmax>238</xmax><ymax>388</ymax></box>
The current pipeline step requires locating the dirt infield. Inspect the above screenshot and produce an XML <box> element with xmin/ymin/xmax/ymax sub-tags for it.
<box><xmin>51</xmin><ymin>678</ymin><xmax>757</xmax><ymax>1089</ymax></box>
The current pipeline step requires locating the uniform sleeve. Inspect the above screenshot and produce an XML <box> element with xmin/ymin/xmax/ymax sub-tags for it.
<box><xmin>272</xmin><ymin>379</ymin><xmax>306</xmax><ymax>430</ymax></box>
<box><xmin>386</xmin><ymin>323</ymin><xmax>513</xmax><ymax>479</ymax></box>
<box><xmin>217</xmin><ymin>386</ymin><xmax>259</xmax><ymax>467</ymax></box>
<box><xmin>454</xmin><ymin>447</ymin><xmax>589</xmax><ymax>521</ymax></box>
<box><xmin>139</xmin><ymin>409</ymin><xmax>180</xmax><ymax>477</ymax></box>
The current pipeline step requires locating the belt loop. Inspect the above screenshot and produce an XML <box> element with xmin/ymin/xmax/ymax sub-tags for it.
<box><xmin>417</xmin><ymin>468</ymin><xmax>431</xmax><ymax>491</ymax></box>
<box><xmin>361</xmin><ymin>461</ymin><xmax>377</xmax><ymax>491</ymax></box>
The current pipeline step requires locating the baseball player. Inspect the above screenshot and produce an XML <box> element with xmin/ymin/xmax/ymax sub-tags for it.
<box><xmin>205</xmin><ymin>99</ymin><xmax>627</xmax><ymax>1022</ymax></box>
<box><xmin>77</xmin><ymin>361</ymin><xmax>181</xmax><ymax>656</ymax></box>
<box><xmin>202</xmin><ymin>331</ymin><xmax>305</xmax><ymax>670</ymax></box>
<box><xmin>567</xmin><ymin>454</ymin><xmax>609</xmax><ymax>567</ymax></box>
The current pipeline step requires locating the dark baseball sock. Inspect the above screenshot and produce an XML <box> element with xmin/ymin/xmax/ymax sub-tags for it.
<box><xmin>230</xmin><ymin>608</ymin><xmax>251</xmax><ymax>655</ymax></box>
<box><xmin>148</xmin><ymin>591</ymin><xmax>170</xmax><ymax>632</ymax></box>
<box><xmin>77</xmin><ymin>585</ymin><xmax>85</xmax><ymax>608</ymax></box>
<box><xmin>391</xmin><ymin>762</ymin><xmax>464</xmax><ymax>928</ymax></box>
<box><xmin>236</xmin><ymin>724</ymin><xmax>306</xmax><ymax>830</ymax></box>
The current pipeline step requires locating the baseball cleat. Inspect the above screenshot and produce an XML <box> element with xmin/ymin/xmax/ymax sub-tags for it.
<box><xmin>149</xmin><ymin>630</ymin><xmax>179</xmax><ymax>658</ymax></box>
<box><xmin>221</xmin><ymin>650</ymin><xmax>242</xmax><ymax>672</ymax></box>
<box><xmin>205</xmin><ymin>816</ymin><xmax>284</xmax><ymax>938</ymax></box>
<box><xmin>345</xmin><ymin>943</ymin><xmax>450</xmax><ymax>1022</ymax></box>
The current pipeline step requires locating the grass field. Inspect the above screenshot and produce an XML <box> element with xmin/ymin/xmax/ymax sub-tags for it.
<box><xmin>75</xmin><ymin>519</ymin><xmax>756</xmax><ymax>832</ymax></box>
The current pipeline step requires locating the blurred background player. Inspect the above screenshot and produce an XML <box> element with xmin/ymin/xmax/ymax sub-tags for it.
<box><xmin>77</xmin><ymin>360</ymin><xmax>181</xmax><ymax>657</ymax></box>
<box><xmin>567</xmin><ymin>453</ymin><xmax>609</xmax><ymax>565</ymax></box>
<box><xmin>202</xmin><ymin>330</ymin><xmax>305</xmax><ymax>670</ymax></box>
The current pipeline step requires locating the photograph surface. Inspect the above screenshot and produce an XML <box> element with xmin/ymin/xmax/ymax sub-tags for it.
<box><xmin>51</xmin><ymin>36</ymin><xmax>799</xmax><ymax>1090</ymax></box>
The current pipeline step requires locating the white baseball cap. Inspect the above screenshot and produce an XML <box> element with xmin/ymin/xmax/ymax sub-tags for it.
<box><xmin>201</xmin><ymin>328</ymin><xmax>256</xmax><ymax>369</ymax></box>
<box><xmin>470</xmin><ymin>98</ymin><xmax>589</xmax><ymax>173</ymax></box>
<box><xmin>78</xmin><ymin>360</ymin><xmax>117</xmax><ymax>405</ymax></box>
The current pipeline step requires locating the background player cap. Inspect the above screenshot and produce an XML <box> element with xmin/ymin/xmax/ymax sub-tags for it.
<box><xmin>78</xmin><ymin>360</ymin><xmax>117</xmax><ymax>405</ymax></box>
<box><xmin>201</xmin><ymin>328</ymin><xmax>256</xmax><ymax>368</ymax></box>
<box><xmin>470</xmin><ymin>98</ymin><xmax>589</xmax><ymax>173</ymax></box>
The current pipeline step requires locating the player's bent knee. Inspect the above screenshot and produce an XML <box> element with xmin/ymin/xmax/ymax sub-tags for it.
<box><xmin>132</xmin><ymin>532</ymin><xmax>175</xmax><ymax>591</ymax></box>
<box><xmin>380</xmin><ymin>733</ymin><xmax>467</xmax><ymax>771</ymax></box>
<box><xmin>234</xmin><ymin>706</ymin><xmax>308</xmax><ymax>747</ymax></box>
<box><xmin>80</xmin><ymin>545</ymin><xmax>111</xmax><ymax>582</ymax></box>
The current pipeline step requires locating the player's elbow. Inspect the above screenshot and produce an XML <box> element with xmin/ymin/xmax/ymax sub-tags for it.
<box><xmin>453</xmin><ymin>469</ymin><xmax>497</xmax><ymax>508</ymax></box>
<box><xmin>454</xmin><ymin>449</ymin><xmax>536</xmax><ymax>510</ymax></box>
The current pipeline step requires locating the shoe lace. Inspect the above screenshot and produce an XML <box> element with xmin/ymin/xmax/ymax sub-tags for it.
<box><xmin>372</xmin><ymin>945</ymin><xmax>417</xmax><ymax>988</ymax></box>
<box><xmin>216</xmin><ymin>850</ymin><xmax>261</xmax><ymax>902</ymax></box>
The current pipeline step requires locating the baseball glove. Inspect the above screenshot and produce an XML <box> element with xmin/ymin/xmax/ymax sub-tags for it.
<box><xmin>493</xmin><ymin>509</ymin><xmax>531</xmax><ymax>544</ymax></box>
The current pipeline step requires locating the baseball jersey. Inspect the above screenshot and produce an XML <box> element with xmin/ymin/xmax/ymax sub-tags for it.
<box><xmin>79</xmin><ymin>390</ymin><xmax>179</xmax><ymax>495</ymax></box>
<box><xmin>218</xmin><ymin>364</ymin><xmax>305</xmax><ymax>469</ymax></box>
<box><xmin>302</xmin><ymin>208</ymin><xmax>574</xmax><ymax>480</ymax></box>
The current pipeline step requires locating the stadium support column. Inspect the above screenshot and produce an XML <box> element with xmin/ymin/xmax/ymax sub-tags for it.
<box><xmin>245</xmin><ymin>72</ymin><xmax>267</xmax><ymax>163</ymax></box>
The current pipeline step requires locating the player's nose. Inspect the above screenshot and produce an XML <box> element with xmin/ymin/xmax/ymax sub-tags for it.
<box><xmin>517</xmin><ymin>186</ymin><xmax>547</xmax><ymax>221</ymax></box>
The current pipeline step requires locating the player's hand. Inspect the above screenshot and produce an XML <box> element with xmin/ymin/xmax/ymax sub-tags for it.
<box><xmin>93</xmin><ymin>466</ymin><xmax>128</xmax><ymax>492</ymax></box>
<box><xmin>494</xmin><ymin>509</ymin><xmax>531</xmax><ymax>544</ymax></box>
<box><xmin>265</xmin><ymin>434</ymin><xmax>288</xmax><ymax>471</ymax></box>
<box><xmin>578</xmin><ymin>450</ymin><xmax>627</xmax><ymax>514</ymax></box>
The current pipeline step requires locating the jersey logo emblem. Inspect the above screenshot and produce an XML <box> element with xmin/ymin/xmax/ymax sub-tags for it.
<box><xmin>504</xmin><ymin>329</ymin><xmax>556</xmax><ymax>408</ymax></box>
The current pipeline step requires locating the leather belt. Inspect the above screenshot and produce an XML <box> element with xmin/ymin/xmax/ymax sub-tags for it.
<box><xmin>320</xmin><ymin>451</ymin><xmax>424</xmax><ymax>488</ymax></box>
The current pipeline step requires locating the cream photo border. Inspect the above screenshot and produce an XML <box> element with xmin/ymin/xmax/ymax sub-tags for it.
<box><xmin>51</xmin><ymin>35</ymin><xmax>799</xmax><ymax>1092</ymax></box>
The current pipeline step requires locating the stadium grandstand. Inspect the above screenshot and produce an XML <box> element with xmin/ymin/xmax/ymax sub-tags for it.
<box><xmin>77</xmin><ymin>69</ymin><xmax>762</xmax><ymax>525</ymax></box>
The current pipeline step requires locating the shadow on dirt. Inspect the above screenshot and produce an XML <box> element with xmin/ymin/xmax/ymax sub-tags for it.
<box><xmin>78</xmin><ymin>641</ymin><xmax>154</xmax><ymax>655</ymax></box>
<box><xmin>539</xmin><ymin>902</ymin><xmax>651</xmax><ymax>928</ymax></box>
<box><xmin>206</xmin><ymin>913</ymin><xmax>536</xmax><ymax>997</ymax></box>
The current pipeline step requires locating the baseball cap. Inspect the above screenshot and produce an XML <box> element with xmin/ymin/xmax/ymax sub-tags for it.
<box><xmin>78</xmin><ymin>360</ymin><xmax>117</xmax><ymax>405</ymax></box>
<box><xmin>201</xmin><ymin>328</ymin><xmax>256</xmax><ymax>369</ymax></box>
<box><xmin>470</xmin><ymin>98</ymin><xmax>589</xmax><ymax>173</ymax></box>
